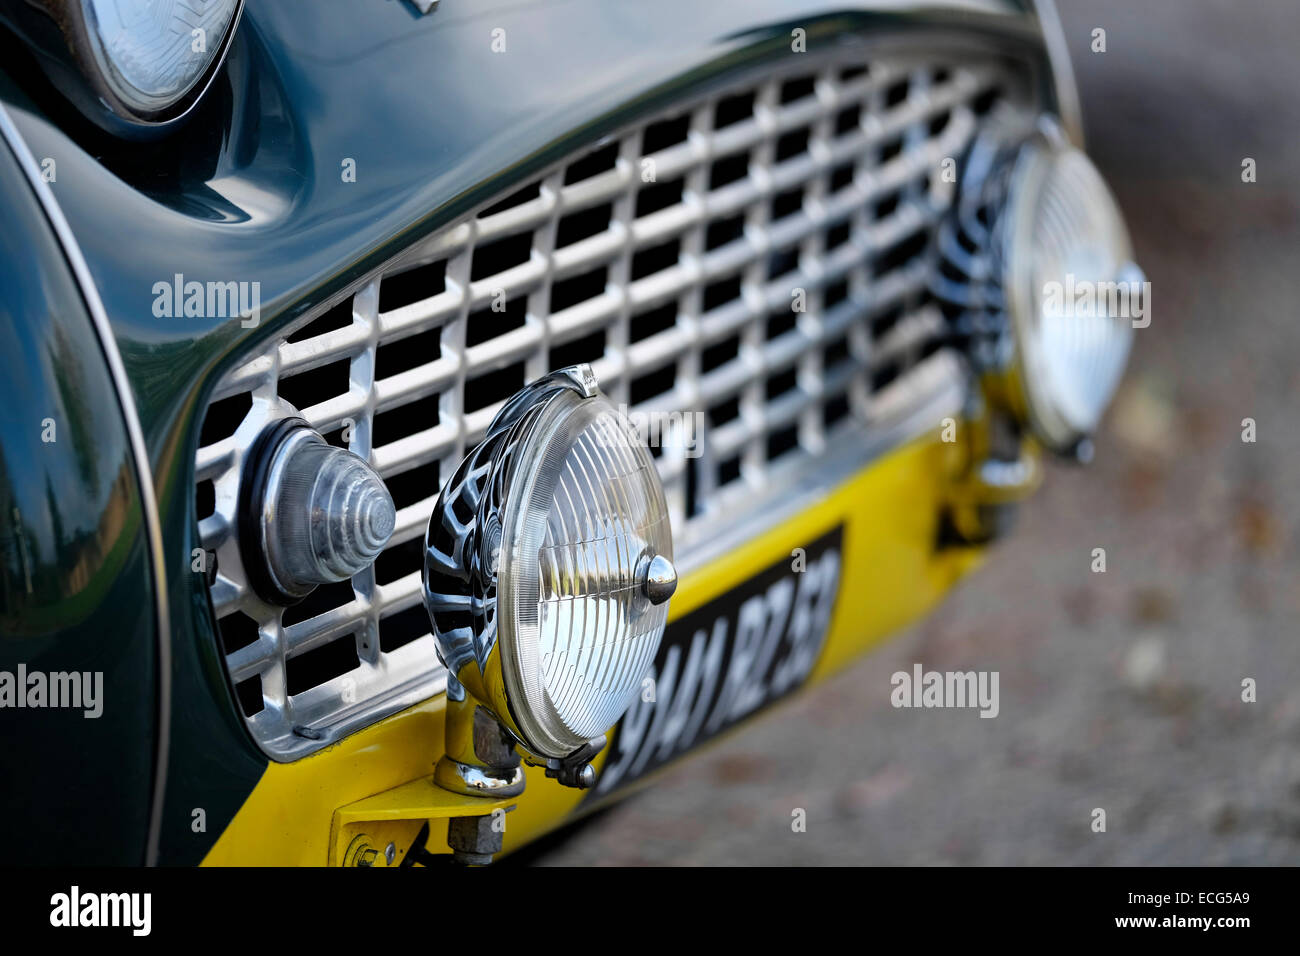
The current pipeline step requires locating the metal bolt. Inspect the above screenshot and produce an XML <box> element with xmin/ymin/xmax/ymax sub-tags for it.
<box><xmin>448</xmin><ymin>814</ymin><xmax>505</xmax><ymax>866</ymax></box>
<box><xmin>642</xmin><ymin>554</ymin><xmax>677</xmax><ymax>605</ymax></box>
<box><xmin>345</xmin><ymin>833</ymin><xmax>381</xmax><ymax>867</ymax></box>
<box><xmin>384</xmin><ymin>842</ymin><xmax>396</xmax><ymax>865</ymax></box>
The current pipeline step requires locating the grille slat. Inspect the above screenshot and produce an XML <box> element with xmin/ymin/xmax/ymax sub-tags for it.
<box><xmin>196</xmin><ymin>48</ymin><xmax>1028</xmax><ymax>759</ymax></box>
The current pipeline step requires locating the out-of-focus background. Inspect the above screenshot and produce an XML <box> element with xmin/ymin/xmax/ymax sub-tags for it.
<box><xmin>531</xmin><ymin>0</ymin><xmax>1300</xmax><ymax>864</ymax></box>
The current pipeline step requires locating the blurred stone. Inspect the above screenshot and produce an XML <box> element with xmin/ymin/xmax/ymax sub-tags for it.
<box><xmin>1122</xmin><ymin>637</ymin><xmax>1167</xmax><ymax>690</ymax></box>
<box><xmin>836</xmin><ymin>766</ymin><xmax>911</xmax><ymax>815</ymax></box>
<box><xmin>1130</xmin><ymin>587</ymin><xmax>1175</xmax><ymax>626</ymax></box>
<box><xmin>710</xmin><ymin>753</ymin><xmax>773</xmax><ymax>785</ymax></box>
<box><xmin>1199</xmin><ymin>795</ymin><xmax>1239</xmax><ymax>834</ymax></box>
<box><xmin>1234</xmin><ymin>496</ymin><xmax>1280</xmax><ymax>557</ymax></box>
<box><xmin>1111</xmin><ymin>378</ymin><xmax>1179</xmax><ymax>458</ymax></box>
<box><xmin>1062</xmin><ymin>586</ymin><xmax>1098</xmax><ymax>628</ymax></box>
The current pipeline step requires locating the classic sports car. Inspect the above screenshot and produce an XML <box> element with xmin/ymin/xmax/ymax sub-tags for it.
<box><xmin>0</xmin><ymin>0</ymin><xmax>1139</xmax><ymax>865</ymax></box>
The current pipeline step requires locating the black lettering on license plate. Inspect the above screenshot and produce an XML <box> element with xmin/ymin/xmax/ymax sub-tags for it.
<box><xmin>592</xmin><ymin>526</ymin><xmax>843</xmax><ymax>797</ymax></box>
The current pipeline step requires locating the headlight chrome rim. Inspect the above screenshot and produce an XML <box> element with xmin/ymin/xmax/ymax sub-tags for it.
<box><xmin>20</xmin><ymin>0</ymin><xmax>245</xmax><ymax>133</ymax></box>
<box><xmin>424</xmin><ymin>365</ymin><xmax>675</xmax><ymax>765</ymax></box>
<box><xmin>81</xmin><ymin>0</ymin><xmax>243</xmax><ymax>117</ymax></box>
<box><xmin>1001</xmin><ymin>118</ymin><xmax>1139</xmax><ymax>454</ymax></box>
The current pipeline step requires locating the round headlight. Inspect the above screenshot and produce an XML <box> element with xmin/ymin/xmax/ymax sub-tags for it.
<box><xmin>82</xmin><ymin>0</ymin><xmax>243</xmax><ymax>116</ymax></box>
<box><xmin>424</xmin><ymin>366</ymin><xmax>675</xmax><ymax>776</ymax></box>
<box><xmin>1003</xmin><ymin>124</ymin><xmax>1141</xmax><ymax>453</ymax></box>
<box><xmin>12</xmin><ymin>0</ymin><xmax>244</xmax><ymax>131</ymax></box>
<box><xmin>497</xmin><ymin>385</ymin><xmax>673</xmax><ymax>755</ymax></box>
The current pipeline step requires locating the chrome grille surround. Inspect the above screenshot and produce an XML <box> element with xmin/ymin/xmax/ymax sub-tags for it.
<box><xmin>196</xmin><ymin>45</ymin><xmax>1031</xmax><ymax>759</ymax></box>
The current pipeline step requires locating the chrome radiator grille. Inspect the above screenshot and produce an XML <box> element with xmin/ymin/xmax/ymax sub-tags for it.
<box><xmin>196</xmin><ymin>47</ymin><xmax>1025</xmax><ymax>759</ymax></box>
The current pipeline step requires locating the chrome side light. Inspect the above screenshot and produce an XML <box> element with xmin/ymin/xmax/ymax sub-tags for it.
<box><xmin>240</xmin><ymin>419</ymin><xmax>396</xmax><ymax>604</ymax></box>
<box><xmin>423</xmin><ymin>365</ymin><xmax>675</xmax><ymax>797</ymax></box>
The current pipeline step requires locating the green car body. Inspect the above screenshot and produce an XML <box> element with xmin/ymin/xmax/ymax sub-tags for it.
<box><xmin>0</xmin><ymin>0</ymin><xmax>1068</xmax><ymax>864</ymax></box>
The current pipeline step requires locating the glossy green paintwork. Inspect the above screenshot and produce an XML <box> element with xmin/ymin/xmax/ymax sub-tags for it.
<box><xmin>0</xmin><ymin>0</ymin><xmax>1049</xmax><ymax>864</ymax></box>
<box><xmin>0</xmin><ymin>138</ymin><xmax>156</xmax><ymax>864</ymax></box>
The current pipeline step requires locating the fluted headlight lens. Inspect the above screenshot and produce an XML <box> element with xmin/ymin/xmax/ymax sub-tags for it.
<box><xmin>1005</xmin><ymin>135</ymin><xmax>1141</xmax><ymax>452</ymax></box>
<box><xmin>81</xmin><ymin>0</ymin><xmax>242</xmax><ymax>115</ymax></box>
<box><xmin>496</xmin><ymin>390</ymin><xmax>676</xmax><ymax>754</ymax></box>
<box><xmin>424</xmin><ymin>368</ymin><xmax>675</xmax><ymax>770</ymax></box>
<box><xmin>498</xmin><ymin>390</ymin><xmax>673</xmax><ymax>757</ymax></box>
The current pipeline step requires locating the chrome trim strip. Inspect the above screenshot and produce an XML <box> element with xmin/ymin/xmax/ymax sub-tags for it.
<box><xmin>1032</xmin><ymin>0</ymin><xmax>1084</xmax><ymax>147</ymax></box>
<box><xmin>0</xmin><ymin>103</ymin><xmax>172</xmax><ymax>867</ymax></box>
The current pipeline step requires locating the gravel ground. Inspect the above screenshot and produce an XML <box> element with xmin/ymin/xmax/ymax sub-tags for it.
<box><xmin>532</xmin><ymin>0</ymin><xmax>1300</xmax><ymax>865</ymax></box>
